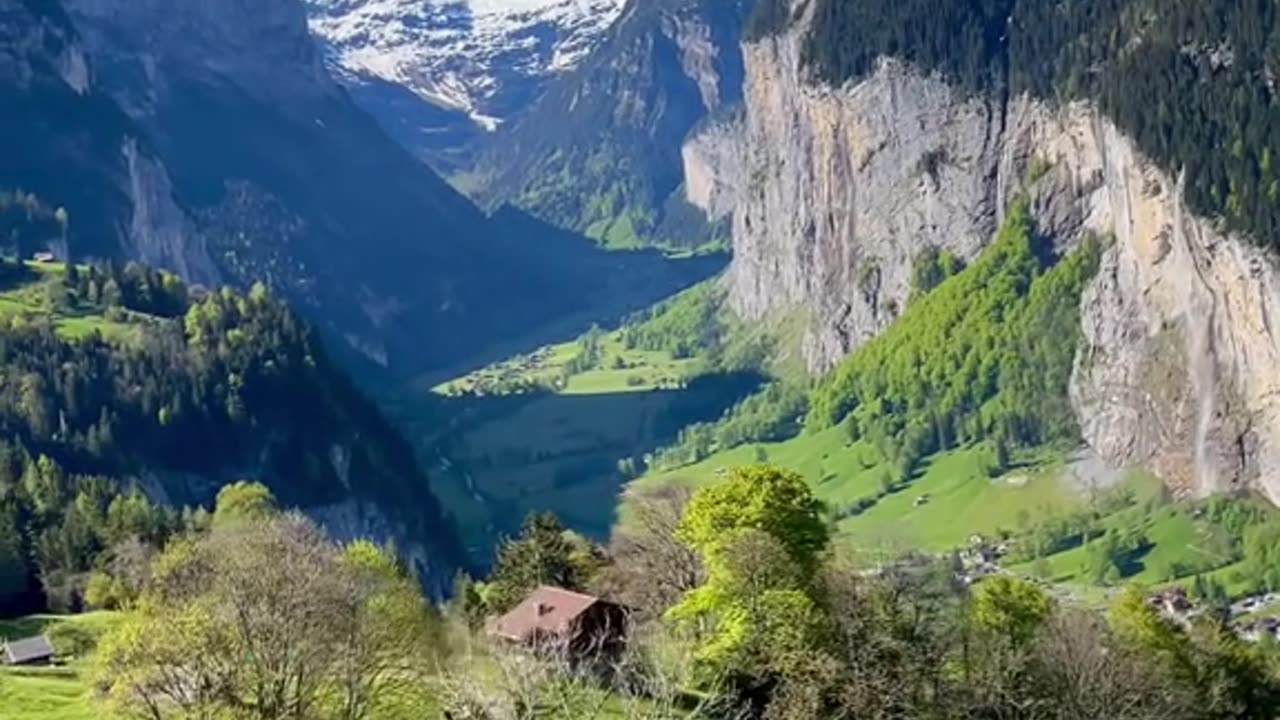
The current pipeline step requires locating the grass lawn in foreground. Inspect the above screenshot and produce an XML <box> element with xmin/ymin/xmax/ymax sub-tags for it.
<box><xmin>1</xmin><ymin>612</ymin><xmax>122</xmax><ymax>720</ymax></box>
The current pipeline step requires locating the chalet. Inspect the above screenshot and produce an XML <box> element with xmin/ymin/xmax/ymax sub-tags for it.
<box><xmin>2</xmin><ymin>635</ymin><xmax>55</xmax><ymax>666</ymax></box>
<box><xmin>31</xmin><ymin>251</ymin><xmax>55</xmax><ymax>263</ymax></box>
<box><xmin>489</xmin><ymin>586</ymin><xmax>628</xmax><ymax>658</ymax></box>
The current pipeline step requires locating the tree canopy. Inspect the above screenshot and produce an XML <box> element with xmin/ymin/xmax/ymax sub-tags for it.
<box><xmin>96</xmin><ymin>511</ymin><xmax>440</xmax><ymax>720</ymax></box>
<box><xmin>799</xmin><ymin>0</ymin><xmax>1280</xmax><ymax>252</ymax></box>
<box><xmin>676</xmin><ymin>465</ymin><xmax>829</xmax><ymax>574</ymax></box>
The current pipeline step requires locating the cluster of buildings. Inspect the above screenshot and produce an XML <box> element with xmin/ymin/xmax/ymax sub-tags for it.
<box><xmin>1147</xmin><ymin>587</ymin><xmax>1280</xmax><ymax>642</ymax></box>
<box><xmin>956</xmin><ymin>535</ymin><xmax>1010</xmax><ymax>585</ymax></box>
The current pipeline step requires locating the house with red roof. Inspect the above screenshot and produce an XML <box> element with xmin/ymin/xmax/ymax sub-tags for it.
<box><xmin>489</xmin><ymin>586</ymin><xmax>629</xmax><ymax>658</ymax></box>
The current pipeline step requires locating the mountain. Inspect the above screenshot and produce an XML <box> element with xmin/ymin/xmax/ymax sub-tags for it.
<box><xmin>0</xmin><ymin>259</ymin><xmax>462</xmax><ymax>611</ymax></box>
<box><xmin>0</xmin><ymin>0</ymin><xmax>220</xmax><ymax>282</ymax></box>
<box><xmin>687</xmin><ymin>0</ymin><xmax>1280</xmax><ymax>504</ymax></box>
<box><xmin>476</xmin><ymin>0</ymin><xmax>755</xmax><ymax>249</ymax></box>
<box><xmin>305</xmin><ymin>0</ymin><xmax>625</xmax><ymax>170</ymax></box>
<box><xmin>4</xmin><ymin>0</ymin><xmax>632</xmax><ymax>377</ymax></box>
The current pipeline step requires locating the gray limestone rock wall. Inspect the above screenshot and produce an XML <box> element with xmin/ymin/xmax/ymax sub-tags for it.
<box><xmin>689</xmin><ymin>4</ymin><xmax>1280</xmax><ymax>503</ymax></box>
<box><xmin>121</xmin><ymin>140</ymin><xmax>220</xmax><ymax>285</ymax></box>
<box><xmin>0</xmin><ymin>0</ymin><xmax>217</xmax><ymax>282</ymax></box>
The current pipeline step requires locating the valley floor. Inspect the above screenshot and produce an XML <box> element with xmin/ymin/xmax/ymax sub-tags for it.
<box><xmin>410</xmin><ymin>317</ymin><xmax>1280</xmax><ymax>606</ymax></box>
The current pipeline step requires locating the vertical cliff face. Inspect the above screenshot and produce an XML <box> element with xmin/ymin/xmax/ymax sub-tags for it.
<box><xmin>1069</xmin><ymin>120</ymin><xmax>1280</xmax><ymax>502</ymax></box>
<box><xmin>60</xmin><ymin>0</ymin><xmax>607</xmax><ymax>375</ymax></box>
<box><xmin>0</xmin><ymin>0</ymin><xmax>217</xmax><ymax>280</ymax></box>
<box><xmin>692</xmin><ymin>4</ymin><xmax>1280</xmax><ymax>503</ymax></box>
<box><xmin>716</xmin><ymin>35</ymin><xmax>1005</xmax><ymax>368</ymax></box>
<box><xmin>479</xmin><ymin>0</ymin><xmax>754</xmax><ymax>249</ymax></box>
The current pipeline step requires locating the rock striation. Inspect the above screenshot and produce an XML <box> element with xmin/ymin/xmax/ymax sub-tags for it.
<box><xmin>0</xmin><ymin>0</ymin><xmax>217</xmax><ymax>281</ymax></box>
<box><xmin>689</xmin><ymin>1</ymin><xmax>1280</xmax><ymax>503</ymax></box>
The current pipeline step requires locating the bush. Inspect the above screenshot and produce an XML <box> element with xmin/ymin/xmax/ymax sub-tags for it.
<box><xmin>47</xmin><ymin>621</ymin><xmax>102</xmax><ymax>659</ymax></box>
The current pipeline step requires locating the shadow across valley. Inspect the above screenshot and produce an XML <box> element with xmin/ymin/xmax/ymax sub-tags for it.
<box><xmin>409</xmin><ymin>206</ymin><xmax>729</xmax><ymax>385</ymax></box>
<box><xmin>420</xmin><ymin>371</ymin><xmax>765</xmax><ymax>563</ymax></box>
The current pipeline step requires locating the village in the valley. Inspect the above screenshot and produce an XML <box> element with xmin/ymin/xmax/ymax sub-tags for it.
<box><xmin>954</xmin><ymin>534</ymin><xmax>1280</xmax><ymax>642</ymax></box>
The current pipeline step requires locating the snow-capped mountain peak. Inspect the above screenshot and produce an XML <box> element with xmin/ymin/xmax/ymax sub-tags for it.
<box><xmin>306</xmin><ymin>0</ymin><xmax>625</xmax><ymax>129</ymax></box>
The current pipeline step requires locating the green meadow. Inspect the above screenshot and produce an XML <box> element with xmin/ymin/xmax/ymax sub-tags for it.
<box><xmin>0</xmin><ymin>261</ymin><xmax>141</xmax><ymax>343</ymax></box>
<box><xmin>1</xmin><ymin>612</ymin><xmax>121</xmax><ymax>720</ymax></box>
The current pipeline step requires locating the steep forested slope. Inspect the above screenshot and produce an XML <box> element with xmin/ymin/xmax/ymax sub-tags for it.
<box><xmin>807</xmin><ymin>202</ymin><xmax>1100</xmax><ymax>473</ymax></box>
<box><xmin>650</xmin><ymin>202</ymin><xmax>1099</xmax><ymax>475</ymax></box>
<box><xmin>0</xmin><ymin>260</ymin><xmax>460</xmax><ymax>613</ymax></box>
<box><xmin>797</xmin><ymin>0</ymin><xmax>1280</xmax><ymax>249</ymax></box>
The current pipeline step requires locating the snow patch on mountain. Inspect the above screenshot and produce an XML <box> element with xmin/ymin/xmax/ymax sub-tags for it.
<box><xmin>306</xmin><ymin>0</ymin><xmax>624</xmax><ymax>128</ymax></box>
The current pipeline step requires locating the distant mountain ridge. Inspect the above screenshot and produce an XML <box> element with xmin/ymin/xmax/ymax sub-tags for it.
<box><xmin>0</xmin><ymin>0</ymin><xmax>632</xmax><ymax>377</ymax></box>
<box><xmin>476</xmin><ymin>0</ymin><xmax>755</xmax><ymax>249</ymax></box>
<box><xmin>305</xmin><ymin>0</ymin><xmax>624</xmax><ymax>168</ymax></box>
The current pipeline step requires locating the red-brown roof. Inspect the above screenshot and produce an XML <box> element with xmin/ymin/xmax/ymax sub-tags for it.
<box><xmin>490</xmin><ymin>586</ymin><xmax>602</xmax><ymax>643</ymax></box>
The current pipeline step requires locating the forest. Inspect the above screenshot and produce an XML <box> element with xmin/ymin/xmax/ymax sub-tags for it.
<box><xmin>0</xmin><ymin>260</ymin><xmax>458</xmax><ymax>616</ymax></box>
<box><xmin>807</xmin><ymin>200</ymin><xmax>1100</xmax><ymax>477</ymax></box>
<box><xmin>45</xmin><ymin>467</ymin><xmax>1280</xmax><ymax>720</ymax></box>
<box><xmin>644</xmin><ymin>199</ymin><xmax>1099</xmax><ymax>479</ymax></box>
<box><xmin>797</xmin><ymin>0</ymin><xmax>1280</xmax><ymax>250</ymax></box>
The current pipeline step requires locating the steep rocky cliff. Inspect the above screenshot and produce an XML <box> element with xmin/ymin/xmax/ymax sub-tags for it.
<box><xmin>691</xmin><ymin>2</ymin><xmax>1280</xmax><ymax>503</ymax></box>
<box><xmin>0</xmin><ymin>0</ymin><xmax>217</xmax><ymax>280</ymax></box>
<box><xmin>478</xmin><ymin>0</ymin><xmax>754</xmax><ymax>249</ymax></box>
<box><xmin>60</xmin><ymin>0</ymin><xmax>610</xmax><ymax>375</ymax></box>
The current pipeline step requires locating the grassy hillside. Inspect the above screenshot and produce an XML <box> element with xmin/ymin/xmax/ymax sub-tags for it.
<box><xmin>0</xmin><ymin>612</ymin><xmax>121</xmax><ymax>720</ymax></box>
<box><xmin>639</xmin><ymin>421</ymin><xmax>1280</xmax><ymax>598</ymax></box>
<box><xmin>639</xmin><ymin>429</ymin><xmax>1073</xmax><ymax>551</ymax></box>
<box><xmin>0</xmin><ymin>261</ymin><xmax>139</xmax><ymax>342</ymax></box>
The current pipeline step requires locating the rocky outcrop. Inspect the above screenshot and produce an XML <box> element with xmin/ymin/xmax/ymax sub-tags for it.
<box><xmin>692</xmin><ymin>3</ymin><xmax>1280</xmax><ymax>503</ymax></box>
<box><xmin>0</xmin><ymin>0</ymin><xmax>216</xmax><ymax>278</ymax></box>
<box><xmin>479</xmin><ymin>0</ymin><xmax>754</xmax><ymax>249</ymax></box>
<box><xmin>682</xmin><ymin>110</ymin><xmax>744</xmax><ymax>222</ymax></box>
<box><xmin>121</xmin><ymin>140</ymin><xmax>219</xmax><ymax>284</ymax></box>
